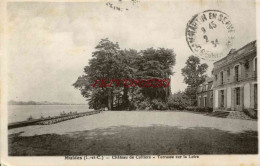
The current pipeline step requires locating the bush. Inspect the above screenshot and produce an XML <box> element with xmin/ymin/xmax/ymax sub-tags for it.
<box><xmin>186</xmin><ymin>107</ymin><xmax>213</xmax><ymax>112</ymax></box>
<box><xmin>137</xmin><ymin>99</ymin><xmax>151</xmax><ymax>110</ymax></box>
<box><xmin>167</xmin><ymin>92</ymin><xmax>189</xmax><ymax>110</ymax></box>
<box><xmin>128</xmin><ymin>102</ymin><xmax>137</xmax><ymax>111</ymax></box>
<box><xmin>206</xmin><ymin>107</ymin><xmax>213</xmax><ymax>112</ymax></box>
<box><xmin>200</xmin><ymin>107</ymin><xmax>213</xmax><ymax>112</ymax></box>
<box><xmin>194</xmin><ymin>108</ymin><xmax>203</xmax><ymax>112</ymax></box>
<box><xmin>151</xmin><ymin>99</ymin><xmax>167</xmax><ymax>110</ymax></box>
<box><xmin>243</xmin><ymin>109</ymin><xmax>257</xmax><ymax>119</ymax></box>
<box><xmin>186</xmin><ymin>106</ymin><xmax>196</xmax><ymax>111</ymax></box>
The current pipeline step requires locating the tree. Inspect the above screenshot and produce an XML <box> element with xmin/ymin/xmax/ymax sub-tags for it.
<box><xmin>137</xmin><ymin>48</ymin><xmax>176</xmax><ymax>102</ymax></box>
<box><xmin>74</xmin><ymin>39</ymin><xmax>177</xmax><ymax>110</ymax></box>
<box><xmin>112</xmin><ymin>49</ymin><xmax>139</xmax><ymax>110</ymax></box>
<box><xmin>181</xmin><ymin>55</ymin><xmax>208</xmax><ymax>105</ymax></box>
<box><xmin>73</xmin><ymin>38</ymin><xmax>121</xmax><ymax>110</ymax></box>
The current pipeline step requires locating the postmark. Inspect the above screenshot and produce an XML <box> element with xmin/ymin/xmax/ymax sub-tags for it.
<box><xmin>186</xmin><ymin>10</ymin><xmax>235</xmax><ymax>61</ymax></box>
<box><xmin>106</xmin><ymin>0</ymin><xmax>140</xmax><ymax>12</ymax></box>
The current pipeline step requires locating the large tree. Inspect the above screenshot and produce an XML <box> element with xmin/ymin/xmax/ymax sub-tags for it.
<box><xmin>113</xmin><ymin>49</ymin><xmax>139</xmax><ymax>109</ymax></box>
<box><xmin>73</xmin><ymin>38</ymin><xmax>122</xmax><ymax>110</ymax></box>
<box><xmin>137</xmin><ymin>48</ymin><xmax>176</xmax><ymax>102</ymax></box>
<box><xmin>74</xmin><ymin>38</ymin><xmax>176</xmax><ymax>110</ymax></box>
<box><xmin>181</xmin><ymin>55</ymin><xmax>208</xmax><ymax>105</ymax></box>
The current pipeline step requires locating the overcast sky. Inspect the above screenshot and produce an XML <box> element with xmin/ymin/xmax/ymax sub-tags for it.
<box><xmin>7</xmin><ymin>0</ymin><xmax>256</xmax><ymax>103</ymax></box>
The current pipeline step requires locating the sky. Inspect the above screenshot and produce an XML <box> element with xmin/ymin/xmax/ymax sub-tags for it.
<box><xmin>7</xmin><ymin>0</ymin><xmax>256</xmax><ymax>104</ymax></box>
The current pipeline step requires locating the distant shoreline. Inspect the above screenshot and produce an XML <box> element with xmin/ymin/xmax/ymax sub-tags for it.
<box><xmin>8</xmin><ymin>104</ymin><xmax>89</xmax><ymax>105</ymax></box>
<box><xmin>8</xmin><ymin>100</ymin><xmax>88</xmax><ymax>106</ymax></box>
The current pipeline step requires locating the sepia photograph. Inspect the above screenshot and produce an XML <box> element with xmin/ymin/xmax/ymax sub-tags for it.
<box><xmin>2</xmin><ymin>0</ymin><xmax>258</xmax><ymax>160</ymax></box>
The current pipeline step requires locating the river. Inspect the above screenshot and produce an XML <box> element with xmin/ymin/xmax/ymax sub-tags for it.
<box><xmin>8</xmin><ymin>105</ymin><xmax>91</xmax><ymax>123</ymax></box>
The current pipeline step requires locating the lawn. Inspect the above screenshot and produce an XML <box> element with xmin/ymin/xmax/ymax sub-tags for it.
<box><xmin>9</xmin><ymin>111</ymin><xmax>258</xmax><ymax>155</ymax></box>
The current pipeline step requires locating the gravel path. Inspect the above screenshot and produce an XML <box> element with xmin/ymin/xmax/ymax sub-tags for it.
<box><xmin>10</xmin><ymin>111</ymin><xmax>257</xmax><ymax>136</ymax></box>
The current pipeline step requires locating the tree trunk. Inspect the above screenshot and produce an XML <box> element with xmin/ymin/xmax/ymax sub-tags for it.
<box><xmin>111</xmin><ymin>93</ymin><xmax>114</xmax><ymax>110</ymax></box>
<box><xmin>122</xmin><ymin>87</ymin><xmax>129</xmax><ymax>109</ymax></box>
<box><xmin>108</xmin><ymin>88</ymin><xmax>112</xmax><ymax>110</ymax></box>
<box><xmin>165</xmin><ymin>73</ymin><xmax>169</xmax><ymax>101</ymax></box>
<box><xmin>117</xmin><ymin>95</ymin><xmax>120</xmax><ymax>109</ymax></box>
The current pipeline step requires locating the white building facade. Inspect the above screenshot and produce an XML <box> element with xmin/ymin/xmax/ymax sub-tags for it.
<box><xmin>212</xmin><ymin>41</ymin><xmax>257</xmax><ymax>111</ymax></box>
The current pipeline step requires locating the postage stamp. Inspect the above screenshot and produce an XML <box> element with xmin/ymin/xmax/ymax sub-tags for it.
<box><xmin>186</xmin><ymin>10</ymin><xmax>235</xmax><ymax>61</ymax></box>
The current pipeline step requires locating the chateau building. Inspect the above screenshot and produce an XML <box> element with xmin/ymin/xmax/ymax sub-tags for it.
<box><xmin>212</xmin><ymin>41</ymin><xmax>257</xmax><ymax>111</ymax></box>
<box><xmin>197</xmin><ymin>77</ymin><xmax>213</xmax><ymax>108</ymax></box>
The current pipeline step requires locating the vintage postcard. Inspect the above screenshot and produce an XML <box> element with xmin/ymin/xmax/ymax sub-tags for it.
<box><xmin>0</xmin><ymin>0</ymin><xmax>259</xmax><ymax>166</ymax></box>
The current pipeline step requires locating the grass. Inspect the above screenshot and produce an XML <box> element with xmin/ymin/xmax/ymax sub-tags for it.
<box><xmin>9</xmin><ymin>125</ymin><xmax>257</xmax><ymax>155</ymax></box>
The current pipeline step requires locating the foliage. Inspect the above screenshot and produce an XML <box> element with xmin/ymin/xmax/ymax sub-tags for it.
<box><xmin>73</xmin><ymin>38</ymin><xmax>122</xmax><ymax>110</ymax></box>
<box><xmin>185</xmin><ymin>106</ymin><xmax>197</xmax><ymax>111</ymax></box>
<box><xmin>138</xmin><ymin>48</ymin><xmax>176</xmax><ymax>102</ymax></box>
<box><xmin>137</xmin><ymin>99</ymin><xmax>151</xmax><ymax>110</ymax></box>
<box><xmin>186</xmin><ymin>107</ymin><xmax>213</xmax><ymax>113</ymax></box>
<box><xmin>151</xmin><ymin>99</ymin><xmax>168</xmax><ymax>110</ymax></box>
<box><xmin>181</xmin><ymin>55</ymin><xmax>208</xmax><ymax>105</ymax></box>
<box><xmin>73</xmin><ymin>38</ymin><xmax>176</xmax><ymax>110</ymax></box>
<box><xmin>167</xmin><ymin>91</ymin><xmax>189</xmax><ymax>110</ymax></box>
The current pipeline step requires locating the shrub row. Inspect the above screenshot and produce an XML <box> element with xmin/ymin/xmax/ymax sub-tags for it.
<box><xmin>186</xmin><ymin>107</ymin><xmax>213</xmax><ymax>113</ymax></box>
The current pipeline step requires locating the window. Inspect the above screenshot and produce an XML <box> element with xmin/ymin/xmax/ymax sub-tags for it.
<box><xmin>210</xmin><ymin>93</ymin><xmax>213</xmax><ymax>105</ymax></box>
<box><xmin>208</xmin><ymin>82</ymin><xmax>213</xmax><ymax>90</ymax></box>
<box><xmin>204</xmin><ymin>96</ymin><xmax>207</xmax><ymax>107</ymax></box>
<box><xmin>245</xmin><ymin>60</ymin><xmax>249</xmax><ymax>69</ymax></box>
<box><xmin>235</xmin><ymin>65</ymin><xmax>239</xmax><ymax>82</ymax></box>
<box><xmin>220</xmin><ymin>90</ymin><xmax>224</xmax><ymax>107</ymax></box>
<box><xmin>227</xmin><ymin>68</ymin><xmax>230</xmax><ymax>76</ymax></box>
<box><xmin>254</xmin><ymin>57</ymin><xmax>257</xmax><ymax>75</ymax></box>
<box><xmin>221</xmin><ymin>72</ymin><xmax>224</xmax><ymax>85</ymax></box>
<box><xmin>198</xmin><ymin>96</ymin><xmax>201</xmax><ymax>107</ymax></box>
<box><xmin>235</xmin><ymin>87</ymin><xmax>240</xmax><ymax>105</ymax></box>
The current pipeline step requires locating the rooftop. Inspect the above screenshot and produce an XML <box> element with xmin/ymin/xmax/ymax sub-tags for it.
<box><xmin>214</xmin><ymin>40</ymin><xmax>257</xmax><ymax>65</ymax></box>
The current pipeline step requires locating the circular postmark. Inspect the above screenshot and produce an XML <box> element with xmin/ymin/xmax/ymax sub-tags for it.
<box><xmin>186</xmin><ymin>10</ymin><xmax>235</xmax><ymax>61</ymax></box>
<box><xmin>106</xmin><ymin>0</ymin><xmax>140</xmax><ymax>12</ymax></box>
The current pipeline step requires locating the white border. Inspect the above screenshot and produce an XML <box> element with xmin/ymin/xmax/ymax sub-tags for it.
<box><xmin>1</xmin><ymin>0</ymin><xmax>260</xmax><ymax>166</ymax></box>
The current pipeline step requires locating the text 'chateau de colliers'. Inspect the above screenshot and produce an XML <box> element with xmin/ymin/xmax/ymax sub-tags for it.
<box><xmin>197</xmin><ymin>40</ymin><xmax>257</xmax><ymax>112</ymax></box>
